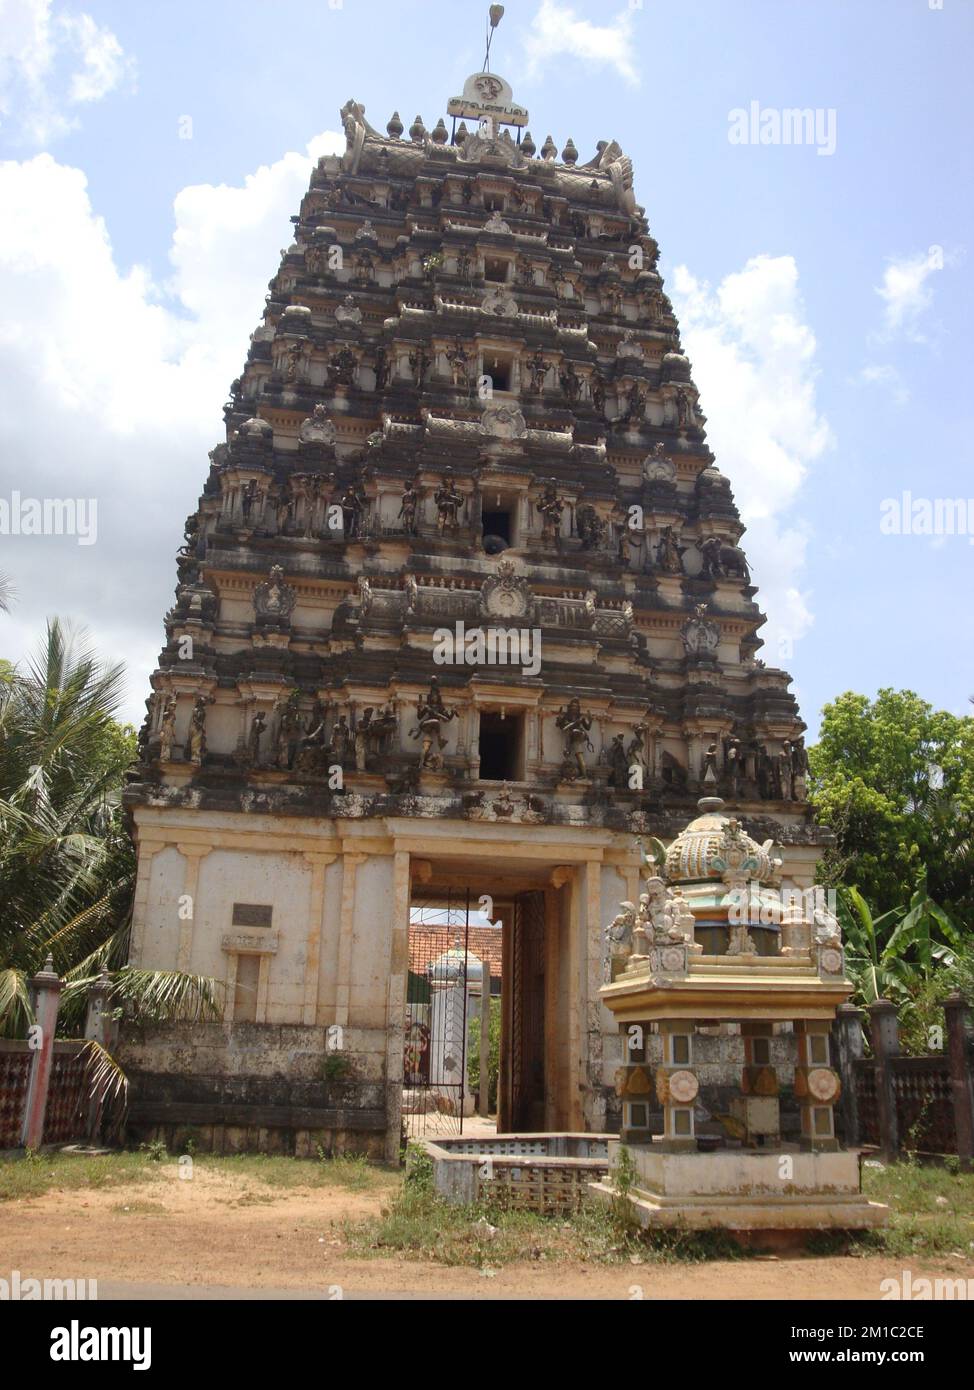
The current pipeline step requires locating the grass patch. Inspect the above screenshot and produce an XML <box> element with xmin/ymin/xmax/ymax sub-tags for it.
<box><xmin>0</xmin><ymin>1150</ymin><xmax>161</xmax><ymax>1203</ymax></box>
<box><xmin>854</xmin><ymin>1158</ymin><xmax>974</xmax><ymax>1259</ymax></box>
<box><xmin>340</xmin><ymin>1143</ymin><xmax>745</xmax><ymax>1268</ymax></box>
<box><xmin>0</xmin><ymin>1147</ymin><xmax>396</xmax><ymax>1203</ymax></box>
<box><xmin>110</xmin><ymin>1199</ymin><xmax>168</xmax><ymax>1215</ymax></box>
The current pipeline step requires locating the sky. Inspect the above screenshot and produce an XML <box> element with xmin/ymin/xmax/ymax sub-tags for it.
<box><xmin>0</xmin><ymin>0</ymin><xmax>970</xmax><ymax>737</ymax></box>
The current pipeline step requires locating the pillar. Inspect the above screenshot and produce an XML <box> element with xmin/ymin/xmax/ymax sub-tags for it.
<box><xmin>832</xmin><ymin>1003</ymin><xmax>865</xmax><ymax>1147</ymax></box>
<box><xmin>302</xmin><ymin>853</ymin><xmax>336</xmax><ymax>1025</ymax></box>
<box><xmin>657</xmin><ymin>1020</ymin><xmax>697</xmax><ymax>1148</ymax></box>
<box><xmin>945</xmin><ymin>992</ymin><xmax>974</xmax><ymax>1171</ymax></box>
<box><xmin>175</xmin><ymin>844</ymin><xmax>211</xmax><ymax>972</ymax></box>
<box><xmin>22</xmin><ymin>957</ymin><xmax>62</xmax><ymax>1150</ymax></box>
<box><xmin>795</xmin><ymin>1020</ymin><xmax>841</xmax><ymax>1150</ymax></box>
<box><xmin>868</xmin><ymin>999</ymin><xmax>900</xmax><ymax>1161</ymax></box>
<box><xmin>383</xmin><ymin>850</ymin><xmax>411</xmax><ymax>1163</ymax></box>
<box><xmin>84</xmin><ymin>967</ymin><xmax>114</xmax><ymax>1049</ymax></box>
<box><xmin>334</xmin><ymin>852</ymin><xmax>366</xmax><ymax>1028</ymax></box>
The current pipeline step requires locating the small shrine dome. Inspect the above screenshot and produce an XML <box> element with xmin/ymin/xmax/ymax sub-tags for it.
<box><xmin>665</xmin><ymin>797</ymin><xmax>775</xmax><ymax>884</ymax></box>
<box><xmin>237</xmin><ymin>415</ymin><xmax>274</xmax><ymax>441</ymax></box>
<box><xmin>430</xmin><ymin>944</ymin><xmax>483</xmax><ymax>985</ymax></box>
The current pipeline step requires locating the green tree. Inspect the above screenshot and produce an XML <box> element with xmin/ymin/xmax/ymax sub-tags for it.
<box><xmin>810</xmin><ymin>689</ymin><xmax>974</xmax><ymax>923</ymax></box>
<box><xmin>467</xmin><ymin>995</ymin><xmax>501</xmax><ymax>1112</ymax></box>
<box><xmin>0</xmin><ymin>619</ymin><xmax>217</xmax><ymax>1037</ymax></box>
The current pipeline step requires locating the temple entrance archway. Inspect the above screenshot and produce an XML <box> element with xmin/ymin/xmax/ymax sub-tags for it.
<box><xmin>404</xmin><ymin>851</ymin><xmax>587</xmax><ymax>1138</ymax></box>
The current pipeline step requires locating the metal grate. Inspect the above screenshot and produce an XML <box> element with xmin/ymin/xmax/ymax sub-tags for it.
<box><xmin>42</xmin><ymin>1048</ymin><xmax>88</xmax><ymax>1145</ymax></box>
<box><xmin>0</xmin><ymin>1050</ymin><xmax>32</xmax><ymax>1148</ymax></box>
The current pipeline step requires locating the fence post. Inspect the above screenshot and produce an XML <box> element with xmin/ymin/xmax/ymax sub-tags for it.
<box><xmin>944</xmin><ymin>992</ymin><xmax>973</xmax><ymax>1172</ymax></box>
<box><xmin>868</xmin><ymin>998</ymin><xmax>900</xmax><ymax>1162</ymax></box>
<box><xmin>21</xmin><ymin>956</ymin><xmax>63</xmax><ymax>1150</ymax></box>
<box><xmin>833</xmin><ymin>1003</ymin><xmax>865</xmax><ymax>1146</ymax></box>
<box><xmin>85</xmin><ymin>966</ymin><xmax>115</xmax><ymax>1049</ymax></box>
<box><xmin>479</xmin><ymin>964</ymin><xmax>491</xmax><ymax>1118</ymax></box>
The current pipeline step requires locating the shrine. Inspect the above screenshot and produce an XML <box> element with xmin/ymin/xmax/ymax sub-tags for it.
<box><xmin>593</xmin><ymin>797</ymin><xmax>887</xmax><ymax>1232</ymax></box>
<box><xmin>120</xmin><ymin>46</ymin><xmax>836</xmax><ymax>1163</ymax></box>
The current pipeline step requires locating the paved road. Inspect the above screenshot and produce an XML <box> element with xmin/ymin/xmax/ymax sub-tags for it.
<box><xmin>94</xmin><ymin>1281</ymin><xmax>586</xmax><ymax>1301</ymax></box>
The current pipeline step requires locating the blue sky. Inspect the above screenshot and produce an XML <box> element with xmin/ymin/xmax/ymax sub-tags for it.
<box><xmin>0</xmin><ymin>0</ymin><xmax>970</xmax><ymax>735</ymax></box>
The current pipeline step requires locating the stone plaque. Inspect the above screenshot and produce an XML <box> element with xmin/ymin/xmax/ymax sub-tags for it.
<box><xmin>232</xmin><ymin>903</ymin><xmax>273</xmax><ymax>928</ymax></box>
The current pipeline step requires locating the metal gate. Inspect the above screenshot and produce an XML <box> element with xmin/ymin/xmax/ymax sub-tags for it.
<box><xmin>403</xmin><ymin>888</ymin><xmax>472</xmax><ymax>1138</ymax></box>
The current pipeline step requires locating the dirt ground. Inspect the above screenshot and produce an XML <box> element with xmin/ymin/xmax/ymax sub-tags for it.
<box><xmin>3</xmin><ymin>1163</ymin><xmax>971</xmax><ymax>1300</ymax></box>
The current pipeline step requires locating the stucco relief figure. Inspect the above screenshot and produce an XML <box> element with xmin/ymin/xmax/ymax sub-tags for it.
<box><xmin>698</xmin><ymin>535</ymin><xmax>751</xmax><ymax>584</ymax></box>
<box><xmin>188</xmin><ymin>695</ymin><xmax>212</xmax><ymax>766</ymax></box>
<box><xmin>703</xmin><ymin>740</ymin><xmax>720</xmax><ymax>785</ymax></box>
<box><xmin>791</xmin><ymin>737</ymin><xmax>809</xmax><ymax>800</ymax></box>
<box><xmin>158</xmin><ymin>694</ymin><xmax>177</xmax><ymax>762</ymax></box>
<box><xmin>591</xmin><ymin>374</ymin><xmax>606</xmax><ymax>416</ymax></box>
<box><xmin>373</xmin><ymin>346</ymin><xmax>390</xmax><ymax>390</ymax></box>
<box><xmin>354</xmin><ymin>705</ymin><xmax>397</xmax><ymax>771</ymax></box>
<box><xmin>294</xmin><ymin>709</ymin><xmax>329</xmax><ymax>776</ymax></box>
<box><xmin>446</xmin><ymin>338</ymin><xmax>470</xmax><ymax>388</ymax></box>
<box><xmin>559</xmin><ymin>361</ymin><xmax>582</xmax><ymax>402</ymax></box>
<box><xmin>434</xmin><ymin>474</ymin><xmax>463</xmax><ymax>534</ymax></box>
<box><xmin>654</xmin><ymin>526</ymin><xmax>685</xmax><ymax>575</ymax></box>
<box><xmin>575</xmin><ymin>503</ymin><xmax>606</xmax><ymax>551</ymax></box>
<box><xmin>398</xmin><ymin>479</ymin><xmax>420</xmax><ymax>535</ymax></box>
<box><xmin>247</xmin><ymin>711</ymin><xmax>267</xmax><ymax>767</ymax></box>
<box><xmin>328</xmin><ymin>348</ymin><xmax>357</xmax><ymax>386</ymax></box>
<box><xmin>253</xmin><ymin>565</ymin><xmax>296</xmax><ymax>621</ymax></box>
<box><xmin>724</xmin><ymin>735</ymin><xmax>743</xmax><ymax>798</ymax></box>
<box><xmin>607</xmin><ymin>733</ymin><xmax>630</xmax><ymax>789</ymax></box>
<box><xmin>411</xmin><ymin>677</ymin><xmax>456</xmax><ymax>771</ymax></box>
<box><xmin>526</xmin><ymin>350</ymin><xmax>548</xmax><ymax>394</ymax></box>
<box><xmin>623</xmin><ymin>382</ymin><xmax>646</xmax><ymax>424</ymax></box>
<box><xmin>536</xmin><ymin>481</ymin><xmax>564</xmax><ymax>544</ymax></box>
<box><xmin>556</xmin><ymin>699</ymin><xmax>594</xmax><ymax>780</ymax></box>
<box><xmin>340</xmin><ymin>483</ymin><xmax>366</xmax><ymax>539</ymax></box>
<box><xmin>681</xmin><ymin>603</ymin><xmax>720</xmax><ymax>657</ymax></box>
<box><xmin>639</xmin><ymin>877</ymin><xmax>698</xmax><ymax>949</ymax></box>
<box><xmin>409</xmin><ymin>346</ymin><xmax>430</xmax><ymax>385</ymax></box>
<box><xmin>605</xmin><ymin>901</ymin><xmax>636</xmax><ymax>970</ymax></box>
<box><xmin>329</xmin><ymin>714</ymin><xmax>352</xmax><ymax>767</ymax></box>
<box><xmin>275</xmin><ymin>695</ymin><xmax>303</xmax><ymax>771</ymax></box>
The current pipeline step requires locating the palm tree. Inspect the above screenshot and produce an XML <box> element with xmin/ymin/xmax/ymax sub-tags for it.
<box><xmin>0</xmin><ymin>619</ymin><xmax>218</xmax><ymax>1040</ymax></box>
<box><xmin>0</xmin><ymin>572</ymin><xmax>14</xmax><ymax>613</ymax></box>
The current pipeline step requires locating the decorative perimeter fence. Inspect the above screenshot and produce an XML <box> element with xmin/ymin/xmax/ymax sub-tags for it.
<box><xmin>0</xmin><ymin>957</ymin><xmax>114</xmax><ymax>1152</ymax></box>
<box><xmin>833</xmin><ymin>994</ymin><xmax>974</xmax><ymax>1164</ymax></box>
<box><xmin>0</xmin><ymin>1040</ymin><xmax>88</xmax><ymax>1150</ymax></box>
<box><xmin>423</xmin><ymin>1133</ymin><xmax>612</xmax><ymax>1213</ymax></box>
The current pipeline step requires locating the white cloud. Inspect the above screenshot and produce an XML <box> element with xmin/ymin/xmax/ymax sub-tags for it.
<box><xmin>874</xmin><ymin>247</ymin><xmax>943</xmax><ymax>342</ymax></box>
<box><xmin>0</xmin><ymin>130</ymin><xmax>343</xmax><ymax>724</ymax></box>
<box><xmin>60</xmin><ymin>12</ymin><xmax>133</xmax><ymax>104</ymax></box>
<box><xmin>670</xmin><ymin>254</ymin><xmax>833</xmax><ymax>662</ymax></box>
<box><xmin>521</xmin><ymin>0</ymin><xmax>639</xmax><ymax>87</ymax></box>
<box><xmin>855</xmin><ymin>362</ymin><xmax>909</xmax><ymax>405</ymax></box>
<box><xmin>0</xmin><ymin>0</ymin><xmax>135</xmax><ymax>143</ymax></box>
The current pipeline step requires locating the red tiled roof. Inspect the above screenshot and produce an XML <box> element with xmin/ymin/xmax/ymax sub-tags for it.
<box><xmin>407</xmin><ymin>924</ymin><xmax>504</xmax><ymax>982</ymax></box>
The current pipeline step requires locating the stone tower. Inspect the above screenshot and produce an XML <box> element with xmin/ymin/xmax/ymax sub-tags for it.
<box><xmin>122</xmin><ymin>71</ymin><xmax>828</xmax><ymax>1158</ymax></box>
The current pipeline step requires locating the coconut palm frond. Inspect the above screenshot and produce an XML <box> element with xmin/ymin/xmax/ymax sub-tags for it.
<box><xmin>78</xmin><ymin>1039</ymin><xmax>129</xmax><ymax>1142</ymax></box>
<box><xmin>0</xmin><ymin>967</ymin><xmax>33</xmax><ymax>1037</ymax></box>
<box><xmin>108</xmin><ymin>968</ymin><xmax>223</xmax><ymax>1025</ymax></box>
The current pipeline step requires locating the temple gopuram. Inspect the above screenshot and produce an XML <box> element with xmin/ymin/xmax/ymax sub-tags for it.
<box><xmin>121</xmin><ymin>62</ymin><xmax>832</xmax><ymax>1161</ymax></box>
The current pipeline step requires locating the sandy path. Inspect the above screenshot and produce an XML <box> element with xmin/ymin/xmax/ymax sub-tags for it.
<box><xmin>3</xmin><ymin>1165</ymin><xmax>970</xmax><ymax>1300</ymax></box>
